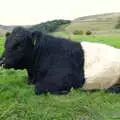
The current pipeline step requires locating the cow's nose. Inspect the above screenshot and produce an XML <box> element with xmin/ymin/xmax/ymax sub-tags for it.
<box><xmin>0</xmin><ymin>57</ymin><xmax>5</xmax><ymax>67</ymax></box>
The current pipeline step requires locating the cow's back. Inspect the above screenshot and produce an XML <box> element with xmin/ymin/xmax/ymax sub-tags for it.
<box><xmin>81</xmin><ymin>42</ymin><xmax>120</xmax><ymax>89</ymax></box>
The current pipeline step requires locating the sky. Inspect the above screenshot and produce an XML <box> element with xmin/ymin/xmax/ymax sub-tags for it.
<box><xmin>0</xmin><ymin>0</ymin><xmax>120</xmax><ymax>25</ymax></box>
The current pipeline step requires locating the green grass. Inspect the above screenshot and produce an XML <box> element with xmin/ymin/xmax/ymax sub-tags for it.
<box><xmin>72</xmin><ymin>35</ymin><xmax>120</xmax><ymax>48</ymax></box>
<box><xmin>53</xmin><ymin>32</ymin><xmax>120</xmax><ymax>48</ymax></box>
<box><xmin>0</xmin><ymin>37</ymin><xmax>5</xmax><ymax>54</ymax></box>
<box><xmin>0</xmin><ymin>35</ymin><xmax>120</xmax><ymax>120</ymax></box>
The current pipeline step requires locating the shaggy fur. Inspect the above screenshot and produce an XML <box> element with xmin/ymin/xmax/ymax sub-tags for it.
<box><xmin>2</xmin><ymin>27</ymin><xmax>85</xmax><ymax>95</ymax></box>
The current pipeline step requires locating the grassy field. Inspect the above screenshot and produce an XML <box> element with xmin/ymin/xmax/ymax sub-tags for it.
<box><xmin>0</xmin><ymin>35</ymin><xmax>120</xmax><ymax>120</ymax></box>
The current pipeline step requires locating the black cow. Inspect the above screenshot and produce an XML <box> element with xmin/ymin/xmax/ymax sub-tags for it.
<box><xmin>1</xmin><ymin>27</ymin><xmax>85</xmax><ymax>95</ymax></box>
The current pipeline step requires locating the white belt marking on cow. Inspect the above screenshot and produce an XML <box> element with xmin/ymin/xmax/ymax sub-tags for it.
<box><xmin>81</xmin><ymin>42</ymin><xmax>120</xmax><ymax>90</ymax></box>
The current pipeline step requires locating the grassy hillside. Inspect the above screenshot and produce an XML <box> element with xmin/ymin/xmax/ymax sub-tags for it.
<box><xmin>0</xmin><ymin>35</ymin><xmax>120</xmax><ymax>120</ymax></box>
<box><xmin>65</xmin><ymin>12</ymin><xmax>120</xmax><ymax>35</ymax></box>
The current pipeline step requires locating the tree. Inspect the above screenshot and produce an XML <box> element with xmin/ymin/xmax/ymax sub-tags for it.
<box><xmin>29</xmin><ymin>20</ymin><xmax>71</xmax><ymax>33</ymax></box>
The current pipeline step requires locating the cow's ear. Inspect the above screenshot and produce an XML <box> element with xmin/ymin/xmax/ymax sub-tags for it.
<box><xmin>32</xmin><ymin>31</ymin><xmax>43</xmax><ymax>45</ymax></box>
<box><xmin>32</xmin><ymin>31</ymin><xmax>42</xmax><ymax>39</ymax></box>
<box><xmin>5</xmin><ymin>32</ymin><xmax>10</xmax><ymax>37</ymax></box>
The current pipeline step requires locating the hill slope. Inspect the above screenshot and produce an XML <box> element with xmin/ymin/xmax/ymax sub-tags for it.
<box><xmin>1</xmin><ymin>12</ymin><xmax>120</xmax><ymax>35</ymax></box>
<box><xmin>66</xmin><ymin>12</ymin><xmax>120</xmax><ymax>33</ymax></box>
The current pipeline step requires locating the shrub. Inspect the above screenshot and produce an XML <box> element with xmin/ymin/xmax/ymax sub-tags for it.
<box><xmin>86</xmin><ymin>31</ymin><xmax>92</xmax><ymax>35</ymax></box>
<box><xmin>73</xmin><ymin>30</ymin><xmax>84</xmax><ymax>35</ymax></box>
<box><xmin>115</xmin><ymin>23</ymin><xmax>120</xmax><ymax>29</ymax></box>
<box><xmin>115</xmin><ymin>18</ymin><xmax>120</xmax><ymax>29</ymax></box>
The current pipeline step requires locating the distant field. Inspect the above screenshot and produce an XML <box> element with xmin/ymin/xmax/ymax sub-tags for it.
<box><xmin>53</xmin><ymin>32</ymin><xmax>120</xmax><ymax>48</ymax></box>
<box><xmin>0</xmin><ymin>35</ymin><xmax>120</xmax><ymax>120</ymax></box>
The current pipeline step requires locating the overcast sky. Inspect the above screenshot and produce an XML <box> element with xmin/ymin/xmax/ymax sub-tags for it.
<box><xmin>0</xmin><ymin>0</ymin><xmax>120</xmax><ymax>25</ymax></box>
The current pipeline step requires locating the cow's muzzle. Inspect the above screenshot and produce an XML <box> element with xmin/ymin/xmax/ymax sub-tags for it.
<box><xmin>0</xmin><ymin>56</ymin><xmax>5</xmax><ymax>68</ymax></box>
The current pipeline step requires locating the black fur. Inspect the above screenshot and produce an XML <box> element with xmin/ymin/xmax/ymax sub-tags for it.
<box><xmin>3</xmin><ymin>27</ymin><xmax>85</xmax><ymax>95</ymax></box>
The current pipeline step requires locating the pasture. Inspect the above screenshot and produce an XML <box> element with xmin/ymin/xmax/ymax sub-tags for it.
<box><xmin>0</xmin><ymin>34</ymin><xmax>120</xmax><ymax>120</ymax></box>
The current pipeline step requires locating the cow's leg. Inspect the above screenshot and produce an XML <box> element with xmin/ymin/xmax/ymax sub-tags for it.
<box><xmin>35</xmin><ymin>78</ymin><xmax>71</xmax><ymax>95</ymax></box>
<box><xmin>35</xmin><ymin>81</ymin><xmax>48</xmax><ymax>95</ymax></box>
<box><xmin>106</xmin><ymin>78</ymin><xmax>120</xmax><ymax>93</ymax></box>
<box><xmin>106</xmin><ymin>84</ymin><xmax>120</xmax><ymax>93</ymax></box>
<box><xmin>34</xmin><ymin>70</ymin><xmax>73</xmax><ymax>95</ymax></box>
<box><xmin>27</xmin><ymin>68</ymin><xmax>35</xmax><ymax>84</ymax></box>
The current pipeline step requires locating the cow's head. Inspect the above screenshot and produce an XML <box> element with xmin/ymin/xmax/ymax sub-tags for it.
<box><xmin>3</xmin><ymin>27</ymin><xmax>34</xmax><ymax>69</ymax></box>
